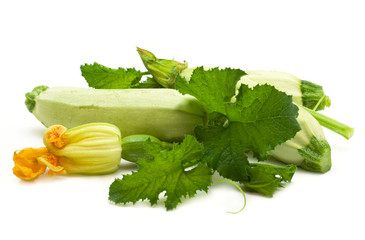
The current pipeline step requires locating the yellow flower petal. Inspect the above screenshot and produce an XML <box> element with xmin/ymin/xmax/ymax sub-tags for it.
<box><xmin>44</xmin><ymin>125</ymin><xmax>67</xmax><ymax>148</ymax></box>
<box><xmin>37</xmin><ymin>155</ymin><xmax>65</xmax><ymax>173</ymax></box>
<box><xmin>12</xmin><ymin>147</ymin><xmax>66</xmax><ymax>180</ymax></box>
<box><xmin>13</xmin><ymin>147</ymin><xmax>48</xmax><ymax>180</ymax></box>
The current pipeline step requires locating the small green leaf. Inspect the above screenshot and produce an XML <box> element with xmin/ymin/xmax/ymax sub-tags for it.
<box><xmin>135</xmin><ymin>77</ymin><xmax>162</xmax><ymax>88</ymax></box>
<box><xmin>243</xmin><ymin>164</ymin><xmax>297</xmax><ymax>197</ymax></box>
<box><xmin>80</xmin><ymin>62</ymin><xmax>154</xmax><ymax>89</ymax></box>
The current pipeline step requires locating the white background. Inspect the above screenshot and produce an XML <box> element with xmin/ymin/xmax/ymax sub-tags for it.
<box><xmin>1</xmin><ymin>0</ymin><xmax>364</xmax><ymax>239</ymax></box>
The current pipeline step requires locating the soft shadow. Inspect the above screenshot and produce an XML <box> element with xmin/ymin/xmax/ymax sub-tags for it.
<box><xmin>119</xmin><ymin>160</ymin><xmax>138</xmax><ymax>172</ymax></box>
<box><xmin>25</xmin><ymin>125</ymin><xmax>46</xmax><ymax>138</ymax></box>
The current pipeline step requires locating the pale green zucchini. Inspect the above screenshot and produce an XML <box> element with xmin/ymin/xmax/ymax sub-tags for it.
<box><xmin>26</xmin><ymin>86</ymin><xmax>205</xmax><ymax>142</ymax></box>
<box><xmin>269</xmin><ymin>106</ymin><xmax>331</xmax><ymax>173</ymax></box>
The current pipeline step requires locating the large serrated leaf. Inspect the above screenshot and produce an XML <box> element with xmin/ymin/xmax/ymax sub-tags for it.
<box><xmin>109</xmin><ymin>135</ymin><xmax>212</xmax><ymax>210</ymax></box>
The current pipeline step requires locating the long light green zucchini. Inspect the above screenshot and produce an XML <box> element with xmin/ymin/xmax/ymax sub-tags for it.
<box><xmin>26</xmin><ymin>86</ymin><xmax>205</xmax><ymax>142</ymax></box>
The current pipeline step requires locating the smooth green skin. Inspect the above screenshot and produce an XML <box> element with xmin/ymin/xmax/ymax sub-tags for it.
<box><xmin>31</xmin><ymin>87</ymin><xmax>205</xmax><ymax>142</ymax></box>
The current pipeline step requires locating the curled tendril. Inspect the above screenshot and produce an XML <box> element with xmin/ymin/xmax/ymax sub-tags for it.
<box><xmin>212</xmin><ymin>179</ymin><xmax>246</xmax><ymax>214</ymax></box>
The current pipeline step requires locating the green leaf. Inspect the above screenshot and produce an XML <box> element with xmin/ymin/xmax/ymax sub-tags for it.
<box><xmin>176</xmin><ymin>67</ymin><xmax>245</xmax><ymax>114</ymax></box>
<box><xmin>109</xmin><ymin>135</ymin><xmax>212</xmax><ymax>211</ymax></box>
<box><xmin>226</xmin><ymin>84</ymin><xmax>301</xmax><ymax>160</ymax></box>
<box><xmin>243</xmin><ymin>164</ymin><xmax>297</xmax><ymax>197</ymax></box>
<box><xmin>136</xmin><ymin>76</ymin><xmax>163</xmax><ymax>88</ymax></box>
<box><xmin>176</xmin><ymin>68</ymin><xmax>300</xmax><ymax>193</ymax></box>
<box><xmin>195</xmin><ymin>124</ymin><xmax>250</xmax><ymax>181</ymax></box>
<box><xmin>80</xmin><ymin>62</ymin><xmax>161</xmax><ymax>89</ymax></box>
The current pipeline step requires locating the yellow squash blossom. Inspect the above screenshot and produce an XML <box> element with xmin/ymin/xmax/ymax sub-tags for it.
<box><xmin>13</xmin><ymin>122</ymin><xmax>122</xmax><ymax>180</ymax></box>
<box><xmin>12</xmin><ymin>147</ymin><xmax>65</xmax><ymax>180</ymax></box>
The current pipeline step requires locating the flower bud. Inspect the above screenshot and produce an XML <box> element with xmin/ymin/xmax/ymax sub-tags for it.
<box><xmin>43</xmin><ymin>123</ymin><xmax>122</xmax><ymax>175</ymax></box>
<box><xmin>137</xmin><ymin>47</ymin><xmax>187</xmax><ymax>88</ymax></box>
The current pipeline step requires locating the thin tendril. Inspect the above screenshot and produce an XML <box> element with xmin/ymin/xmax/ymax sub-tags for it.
<box><xmin>213</xmin><ymin>179</ymin><xmax>246</xmax><ymax>214</ymax></box>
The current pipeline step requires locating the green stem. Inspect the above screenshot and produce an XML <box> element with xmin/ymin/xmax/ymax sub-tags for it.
<box><xmin>121</xmin><ymin>134</ymin><xmax>173</xmax><ymax>163</ymax></box>
<box><xmin>25</xmin><ymin>85</ymin><xmax>49</xmax><ymax>112</ymax></box>
<box><xmin>302</xmin><ymin>106</ymin><xmax>354</xmax><ymax>140</ymax></box>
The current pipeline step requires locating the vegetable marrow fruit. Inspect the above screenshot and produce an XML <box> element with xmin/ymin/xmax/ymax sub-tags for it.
<box><xmin>237</xmin><ymin>70</ymin><xmax>331</xmax><ymax>111</ymax></box>
<box><xmin>179</xmin><ymin>67</ymin><xmax>331</xmax><ymax>111</ymax></box>
<box><xmin>26</xmin><ymin>86</ymin><xmax>205</xmax><ymax>142</ymax></box>
<box><xmin>270</xmin><ymin>106</ymin><xmax>331</xmax><ymax>172</ymax></box>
